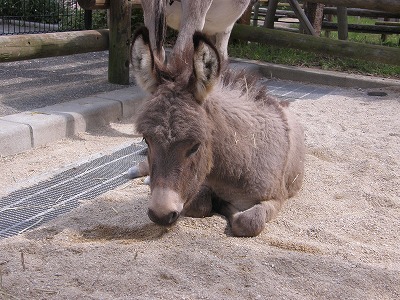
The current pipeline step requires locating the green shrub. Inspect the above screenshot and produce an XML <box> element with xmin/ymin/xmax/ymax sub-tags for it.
<box><xmin>0</xmin><ymin>0</ymin><xmax>62</xmax><ymax>24</ymax></box>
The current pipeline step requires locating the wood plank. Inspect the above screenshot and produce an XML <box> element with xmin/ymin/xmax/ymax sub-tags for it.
<box><xmin>230</xmin><ymin>24</ymin><xmax>400</xmax><ymax>66</ymax></box>
<box><xmin>322</xmin><ymin>22</ymin><xmax>400</xmax><ymax>34</ymax></box>
<box><xmin>375</xmin><ymin>21</ymin><xmax>400</xmax><ymax>27</ymax></box>
<box><xmin>77</xmin><ymin>0</ymin><xmax>141</xmax><ymax>10</ymax></box>
<box><xmin>0</xmin><ymin>30</ymin><xmax>109</xmax><ymax>62</ymax></box>
<box><xmin>323</xmin><ymin>7</ymin><xmax>400</xmax><ymax>18</ymax></box>
<box><xmin>306</xmin><ymin>0</ymin><xmax>400</xmax><ymax>12</ymax></box>
<box><xmin>260</xmin><ymin>8</ymin><xmax>400</xmax><ymax>19</ymax></box>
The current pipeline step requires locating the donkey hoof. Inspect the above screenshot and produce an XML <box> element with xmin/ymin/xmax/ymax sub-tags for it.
<box><xmin>230</xmin><ymin>210</ymin><xmax>266</xmax><ymax>237</ymax></box>
<box><xmin>127</xmin><ymin>166</ymin><xmax>140</xmax><ymax>179</ymax></box>
<box><xmin>143</xmin><ymin>176</ymin><xmax>151</xmax><ymax>185</ymax></box>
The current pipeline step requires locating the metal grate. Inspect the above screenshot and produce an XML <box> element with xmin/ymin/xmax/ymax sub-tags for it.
<box><xmin>265</xmin><ymin>79</ymin><xmax>338</xmax><ymax>101</ymax></box>
<box><xmin>0</xmin><ymin>142</ymin><xmax>147</xmax><ymax>239</ymax></box>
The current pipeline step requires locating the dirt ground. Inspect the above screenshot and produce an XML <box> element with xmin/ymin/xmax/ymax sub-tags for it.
<box><xmin>0</xmin><ymin>85</ymin><xmax>399</xmax><ymax>300</ymax></box>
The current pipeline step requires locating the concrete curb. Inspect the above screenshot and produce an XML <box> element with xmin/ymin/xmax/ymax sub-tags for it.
<box><xmin>230</xmin><ymin>58</ymin><xmax>400</xmax><ymax>89</ymax></box>
<box><xmin>0</xmin><ymin>86</ymin><xmax>147</xmax><ymax>156</ymax></box>
<box><xmin>1</xmin><ymin>60</ymin><xmax>399</xmax><ymax>157</ymax></box>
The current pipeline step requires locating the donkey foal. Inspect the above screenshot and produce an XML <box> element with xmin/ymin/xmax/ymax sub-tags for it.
<box><xmin>130</xmin><ymin>27</ymin><xmax>305</xmax><ymax>237</ymax></box>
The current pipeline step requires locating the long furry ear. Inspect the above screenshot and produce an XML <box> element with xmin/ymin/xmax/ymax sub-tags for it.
<box><xmin>192</xmin><ymin>32</ymin><xmax>221</xmax><ymax>103</ymax></box>
<box><xmin>131</xmin><ymin>27</ymin><xmax>161</xmax><ymax>93</ymax></box>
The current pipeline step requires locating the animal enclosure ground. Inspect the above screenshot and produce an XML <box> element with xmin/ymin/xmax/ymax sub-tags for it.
<box><xmin>0</xmin><ymin>84</ymin><xmax>399</xmax><ymax>299</ymax></box>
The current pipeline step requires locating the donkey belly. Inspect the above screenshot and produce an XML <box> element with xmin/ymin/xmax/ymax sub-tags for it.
<box><xmin>203</xmin><ymin>0</ymin><xmax>250</xmax><ymax>33</ymax></box>
<box><xmin>166</xmin><ymin>0</ymin><xmax>249</xmax><ymax>34</ymax></box>
<box><xmin>207</xmin><ymin>179</ymin><xmax>262</xmax><ymax>211</ymax></box>
<box><xmin>165</xmin><ymin>2</ymin><xmax>182</xmax><ymax>31</ymax></box>
<box><xmin>205</xmin><ymin>113</ymin><xmax>301</xmax><ymax>211</ymax></box>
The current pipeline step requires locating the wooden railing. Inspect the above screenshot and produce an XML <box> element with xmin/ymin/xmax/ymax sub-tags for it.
<box><xmin>1</xmin><ymin>0</ymin><xmax>399</xmax><ymax>86</ymax></box>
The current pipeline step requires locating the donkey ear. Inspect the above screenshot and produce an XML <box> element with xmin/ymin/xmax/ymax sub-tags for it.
<box><xmin>191</xmin><ymin>32</ymin><xmax>221</xmax><ymax>103</ymax></box>
<box><xmin>131</xmin><ymin>27</ymin><xmax>161</xmax><ymax>93</ymax></box>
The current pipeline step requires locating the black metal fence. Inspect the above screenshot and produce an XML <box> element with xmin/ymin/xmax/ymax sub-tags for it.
<box><xmin>0</xmin><ymin>0</ymin><xmax>107</xmax><ymax>35</ymax></box>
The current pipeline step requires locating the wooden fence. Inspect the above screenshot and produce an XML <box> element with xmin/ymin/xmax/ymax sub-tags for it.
<box><xmin>0</xmin><ymin>0</ymin><xmax>136</xmax><ymax>85</ymax></box>
<box><xmin>231</xmin><ymin>23</ymin><xmax>400</xmax><ymax>66</ymax></box>
<box><xmin>0</xmin><ymin>0</ymin><xmax>399</xmax><ymax>85</ymax></box>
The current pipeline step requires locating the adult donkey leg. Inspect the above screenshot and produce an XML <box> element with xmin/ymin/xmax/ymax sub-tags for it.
<box><xmin>216</xmin><ymin>199</ymin><xmax>284</xmax><ymax>237</ymax></box>
<box><xmin>142</xmin><ymin>0</ymin><xmax>166</xmax><ymax>61</ymax></box>
<box><xmin>170</xmin><ymin>0</ymin><xmax>213</xmax><ymax>59</ymax></box>
<box><xmin>214</xmin><ymin>25</ymin><xmax>233</xmax><ymax>62</ymax></box>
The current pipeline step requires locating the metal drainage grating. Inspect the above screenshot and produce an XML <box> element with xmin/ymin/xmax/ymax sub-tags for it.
<box><xmin>0</xmin><ymin>142</ymin><xmax>147</xmax><ymax>239</ymax></box>
<box><xmin>264</xmin><ymin>79</ymin><xmax>338</xmax><ymax>101</ymax></box>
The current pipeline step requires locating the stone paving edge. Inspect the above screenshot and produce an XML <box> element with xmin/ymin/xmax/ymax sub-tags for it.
<box><xmin>231</xmin><ymin>58</ymin><xmax>400</xmax><ymax>89</ymax></box>
<box><xmin>0</xmin><ymin>85</ymin><xmax>147</xmax><ymax>156</ymax></box>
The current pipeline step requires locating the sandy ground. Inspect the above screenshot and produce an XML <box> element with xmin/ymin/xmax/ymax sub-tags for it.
<box><xmin>0</xmin><ymin>85</ymin><xmax>399</xmax><ymax>299</ymax></box>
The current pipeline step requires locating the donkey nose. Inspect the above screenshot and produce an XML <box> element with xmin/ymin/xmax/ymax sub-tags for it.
<box><xmin>148</xmin><ymin>209</ymin><xmax>180</xmax><ymax>226</ymax></box>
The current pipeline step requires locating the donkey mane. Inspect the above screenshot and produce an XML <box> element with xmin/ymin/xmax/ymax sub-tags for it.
<box><xmin>144</xmin><ymin>50</ymin><xmax>289</xmax><ymax>114</ymax></box>
<box><xmin>132</xmin><ymin>26</ymin><xmax>288</xmax><ymax>112</ymax></box>
<box><xmin>220</xmin><ymin>69</ymin><xmax>290</xmax><ymax>108</ymax></box>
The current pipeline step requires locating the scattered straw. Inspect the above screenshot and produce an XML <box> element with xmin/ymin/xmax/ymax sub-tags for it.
<box><xmin>19</xmin><ymin>251</ymin><xmax>26</xmax><ymax>271</ymax></box>
<box><xmin>18</xmin><ymin>217</ymin><xmax>44</xmax><ymax>235</ymax></box>
<box><xmin>33</xmin><ymin>288</ymin><xmax>58</xmax><ymax>295</ymax></box>
<box><xmin>292</xmin><ymin>174</ymin><xmax>299</xmax><ymax>184</ymax></box>
<box><xmin>53</xmin><ymin>193</ymin><xmax>64</xmax><ymax>203</ymax></box>
<box><xmin>244</xmin><ymin>77</ymin><xmax>249</xmax><ymax>101</ymax></box>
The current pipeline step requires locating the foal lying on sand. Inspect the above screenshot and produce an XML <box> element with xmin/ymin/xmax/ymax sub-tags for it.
<box><xmin>129</xmin><ymin>27</ymin><xmax>305</xmax><ymax>237</ymax></box>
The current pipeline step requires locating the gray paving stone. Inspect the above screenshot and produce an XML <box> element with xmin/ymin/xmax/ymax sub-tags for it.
<box><xmin>0</xmin><ymin>120</ymin><xmax>32</xmax><ymax>156</ymax></box>
<box><xmin>1</xmin><ymin>111</ymin><xmax>75</xmax><ymax>148</ymax></box>
<box><xmin>96</xmin><ymin>86</ymin><xmax>148</xmax><ymax>118</ymax></box>
<box><xmin>37</xmin><ymin>96</ymin><xmax>123</xmax><ymax>131</ymax></box>
<box><xmin>0</xmin><ymin>96</ymin><xmax>123</xmax><ymax>155</ymax></box>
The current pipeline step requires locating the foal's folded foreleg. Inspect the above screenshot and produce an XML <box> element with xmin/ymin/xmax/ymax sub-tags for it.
<box><xmin>216</xmin><ymin>199</ymin><xmax>284</xmax><ymax>237</ymax></box>
<box><xmin>182</xmin><ymin>186</ymin><xmax>214</xmax><ymax>218</ymax></box>
<box><xmin>127</xmin><ymin>160</ymin><xmax>149</xmax><ymax>180</ymax></box>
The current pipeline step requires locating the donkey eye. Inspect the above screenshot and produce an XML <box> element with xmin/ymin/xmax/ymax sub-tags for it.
<box><xmin>186</xmin><ymin>143</ymin><xmax>200</xmax><ymax>157</ymax></box>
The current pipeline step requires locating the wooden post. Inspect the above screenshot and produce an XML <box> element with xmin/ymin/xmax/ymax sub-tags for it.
<box><xmin>230</xmin><ymin>24</ymin><xmax>400</xmax><ymax>66</ymax></box>
<box><xmin>304</xmin><ymin>2</ymin><xmax>325</xmax><ymax>36</ymax></box>
<box><xmin>84</xmin><ymin>10</ymin><xmax>93</xmax><ymax>30</ymax></box>
<box><xmin>324</xmin><ymin>14</ymin><xmax>333</xmax><ymax>38</ymax></box>
<box><xmin>264</xmin><ymin>0</ymin><xmax>279</xmax><ymax>28</ymax></box>
<box><xmin>380</xmin><ymin>18</ymin><xmax>390</xmax><ymax>42</ymax></box>
<box><xmin>287</xmin><ymin>0</ymin><xmax>317</xmax><ymax>36</ymax></box>
<box><xmin>78</xmin><ymin>0</ymin><xmax>110</xmax><ymax>10</ymax></box>
<box><xmin>108</xmin><ymin>0</ymin><xmax>131</xmax><ymax>85</ymax></box>
<box><xmin>337</xmin><ymin>6</ymin><xmax>348</xmax><ymax>40</ymax></box>
<box><xmin>253</xmin><ymin>1</ymin><xmax>260</xmax><ymax>26</ymax></box>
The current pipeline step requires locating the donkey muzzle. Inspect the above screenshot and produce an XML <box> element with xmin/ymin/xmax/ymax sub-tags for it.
<box><xmin>148</xmin><ymin>187</ymin><xmax>183</xmax><ymax>226</ymax></box>
<box><xmin>148</xmin><ymin>209</ymin><xmax>180</xmax><ymax>226</ymax></box>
